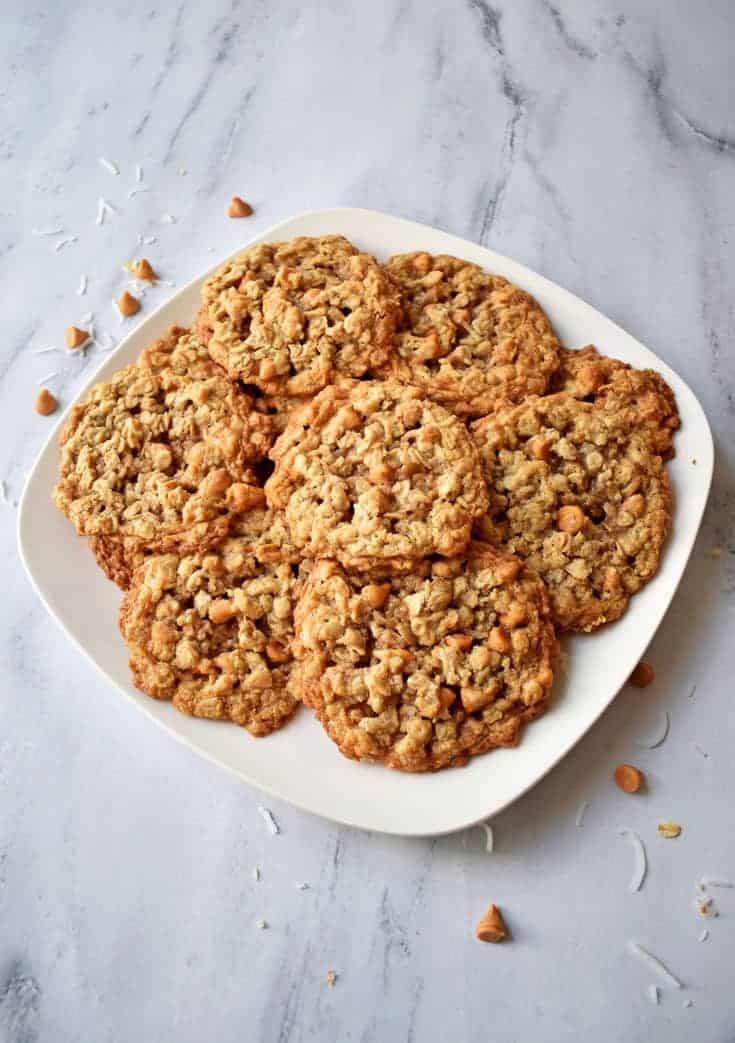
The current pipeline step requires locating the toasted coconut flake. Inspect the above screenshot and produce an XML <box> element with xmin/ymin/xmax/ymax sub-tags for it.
<box><xmin>627</xmin><ymin>941</ymin><xmax>683</xmax><ymax>990</ymax></box>
<box><xmin>618</xmin><ymin>828</ymin><xmax>647</xmax><ymax>891</ymax></box>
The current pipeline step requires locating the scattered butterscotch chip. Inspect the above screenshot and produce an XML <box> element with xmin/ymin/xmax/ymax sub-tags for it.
<box><xmin>134</xmin><ymin>258</ymin><xmax>157</xmax><ymax>281</ymax></box>
<box><xmin>228</xmin><ymin>195</ymin><xmax>253</xmax><ymax>218</ymax></box>
<box><xmin>326</xmin><ymin>969</ymin><xmax>338</xmax><ymax>987</ymax></box>
<box><xmin>35</xmin><ymin>388</ymin><xmax>58</xmax><ymax>416</ymax></box>
<box><xmin>658</xmin><ymin>820</ymin><xmax>682</xmax><ymax>839</ymax></box>
<box><xmin>475</xmin><ymin>903</ymin><xmax>508</xmax><ymax>943</ymax></box>
<box><xmin>614</xmin><ymin>763</ymin><xmax>644</xmax><ymax>793</ymax></box>
<box><xmin>117</xmin><ymin>291</ymin><xmax>141</xmax><ymax>317</ymax></box>
<box><xmin>629</xmin><ymin>661</ymin><xmax>655</xmax><ymax>687</ymax></box>
<box><xmin>65</xmin><ymin>325</ymin><xmax>89</xmax><ymax>349</ymax></box>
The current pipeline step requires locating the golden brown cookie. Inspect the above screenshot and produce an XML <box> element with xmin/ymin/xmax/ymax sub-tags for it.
<box><xmin>53</xmin><ymin>326</ymin><xmax>270</xmax><ymax>571</ymax></box>
<box><xmin>197</xmin><ymin>235</ymin><xmax>401</xmax><ymax>396</ymax></box>
<box><xmin>373</xmin><ymin>252</ymin><xmax>560</xmax><ymax>417</ymax></box>
<box><xmin>471</xmin><ymin>393</ymin><xmax>672</xmax><ymax>632</ymax></box>
<box><xmin>119</xmin><ymin>506</ymin><xmax>303</xmax><ymax>737</ymax></box>
<box><xmin>265</xmin><ymin>381</ymin><xmax>489</xmax><ymax>571</ymax></box>
<box><xmin>293</xmin><ymin>546</ymin><xmax>557</xmax><ymax>772</ymax></box>
<box><xmin>550</xmin><ymin>346</ymin><xmax>679</xmax><ymax>458</ymax></box>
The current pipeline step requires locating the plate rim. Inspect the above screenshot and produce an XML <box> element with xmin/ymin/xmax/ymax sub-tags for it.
<box><xmin>17</xmin><ymin>206</ymin><xmax>715</xmax><ymax>837</ymax></box>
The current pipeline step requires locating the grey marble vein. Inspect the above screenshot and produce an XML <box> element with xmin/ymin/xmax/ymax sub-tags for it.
<box><xmin>1</xmin><ymin>2</ymin><xmax>735</xmax><ymax>1041</ymax></box>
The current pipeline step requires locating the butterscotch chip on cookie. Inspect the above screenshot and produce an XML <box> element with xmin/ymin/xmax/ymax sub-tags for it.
<box><xmin>53</xmin><ymin>326</ymin><xmax>271</xmax><ymax>570</ymax></box>
<box><xmin>373</xmin><ymin>252</ymin><xmax>560</xmax><ymax>417</ymax></box>
<box><xmin>293</xmin><ymin>546</ymin><xmax>557</xmax><ymax>772</ymax></box>
<box><xmin>265</xmin><ymin>381</ymin><xmax>489</xmax><ymax>570</ymax></box>
<box><xmin>197</xmin><ymin>235</ymin><xmax>401</xmax><ymax>396</ymax></box>
<box><xmin>119</xmin><ymin>506</ymin><xmax>303</xmax><ymax>737</ymax></box>
<box><xmin>471</xmin><ymin>394</ymin><xmax>672</xmax><ymax>632</ymax></box>
<box><xmin>551</xmin><ymin>346</ymin><xmax>679</xmax><ymax>458</ymax></box>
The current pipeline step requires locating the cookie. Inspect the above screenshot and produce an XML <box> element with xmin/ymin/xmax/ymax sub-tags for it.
<box><xmin>265</xmin><ymin>381</ymin><xmax>489</xmax><ymax>570</ymax></box>
<box><xmin>119</xmin><ymin>505</ymin><xmax>302</xmax><ymax>737</ymax></box>
<box><xmin>551</xmin><ymin>345</ymin><xmax>679</xmax><ymax>458</ymax></box>
<box><xmin>293</xmin><ymin>546</ymin><xmax>557</xmax><ymax>772</ymax></box>
<box><xmin>53</xmin><ymin>326</ymin><xmax>271</xmax><ymax>564</ymax></box>
<box><xmin>197</xmin><ymin>235</ymin><xmax>401</xmax><ymax>396</ymax></box>
<box><xmin>373</xmin><ymin>252</ymin><xmax>560</xmax><ymax>417</ymax></box>
<box><xmin>471</xmin><ymin>393</ymin><xmax>672</xmax><ymax>632</ymax></box>
<box><xmin>248</xmin><ymin>388</ymin><xmax>313</xmax><ymax>436</ymax></box>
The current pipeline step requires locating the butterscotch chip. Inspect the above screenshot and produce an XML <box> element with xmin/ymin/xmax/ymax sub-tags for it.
<box><xmin>373</xmin><ymin>253</ymin><xmax>560</xmax><ymax>417</ymax></box>
<box><xmin>472</xmin><ymin>393</ymin><xmax>672</xmax><ymax>632</ymax></box>
<box><xmin>266</xmin><ymin>381</ymin><xmax>489</xmax><ymax>570</ymax></box>
<box><xmin>134</xmin><ymin>258</ymin><xmax>157</xmax><ymax>281</ymax></box>
<box><xmin>293</xmin><ymin>544</ymin><xmax>557</xmax><ymax>772</ymax></box>
<box><xmin>657</xmin><ymin>820</ymin><xmax>682</xmax><ymax>839</ymax></box>
<box><xmin>65</xmin><ymin>326</ymin><xmax>89</xmax><ymax>349</ymax></box>
<box><xmin>551</xmin><ymin>346</ymin><xmax>679</xmax><ymax>459</ymax></box>
<box><xmin>614</xmin><ymin>763</ymin><xmax>643</xmax><ymax>793</ymax></box>
<box><xmin>475</xmin><ymin>904</ymin><xmax>508</xmax><ymax>943</ymax></box>
<box><xmin>629</xmin><ymin>661</ymin><xmax>655</xmax><ymax>687</ymax></box>
<box><xmin>117</xmin><ymin>291</ymin><xmax>141</xmax><ymax>317</ymax></box>
<box><xmin>35</xmin><ymin>387</ymin><xmax>58</xmax><ymax>415</ymax></box>
<box><xmin>197</xmin><ymin>236</ymin><xmax>401</xmax><ymax>396</ymax></box>
<box><xmin>119</xmin><ymin>510</ymin><xmax>303</xmax><ymax>736</ymax></box>
<box><xmin>228</xmin><ymin>196</ymin><xmax>253</xmax><ymax>218</ymax></box>
<box><xmin>53</xmin><ymin>327</ymin><xmax>272</xmax><ymax>572</ymax></box>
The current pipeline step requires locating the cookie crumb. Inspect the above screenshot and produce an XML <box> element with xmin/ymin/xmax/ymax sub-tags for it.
<box><xmin>35</xmin><ymin>388</ymin><xmax>58</xmax><ymax>416</ymax></box>
<box><xmin>657</xmin><ymin>820</ymin><xmax>682</xmax><ymax>839</ymax></box>
<box><xmin>228</xmin><ymin>196</ymin><xmax>253</xmax><ymax>218</ymax></box>
<box><xmin>629</xmin><ymin>661</ymin><xmax>654</xmax><ymax>687</ymax></box>
<box><xmin>475</xmin><ymin>903</ymin><xmax>508</xmax><ymax>943</ymax></box>
<box><xmin>614</xmin><ymin>764</ymin><xmax>643</xmax><ymax>793</ymax></box>
<box><xmin>117</xmin><ymin>291</ymin><xmax>140</xmax><ymax>317</ymax></box>
<box><xmin>326</xmin><ymin>970</ymin><xmax>338</xmax><ymax>987</ymax></box>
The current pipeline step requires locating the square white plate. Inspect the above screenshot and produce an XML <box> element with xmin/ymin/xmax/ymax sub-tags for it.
<box><xmin>18</xmin><ymin>208</ymin><xmax>713</xmax><ymax>836</ymax></box>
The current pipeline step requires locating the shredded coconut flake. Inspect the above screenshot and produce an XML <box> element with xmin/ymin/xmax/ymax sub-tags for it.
<box><xmin>79</xmin><ymin>311</ymin><xmax>93</xmax><ymax>325</ymax></box>
<box><xmin>688</xmin><ymin>684</ymin><xmax>697</xmax><ymax>700</ymax></box>
<box><xmin>480</xmin><ymin>822</ymin><xmax>494</xmax><ymax>852</ymax></box>
<box><xmin>161</xmin><ymin>213</ymin><xmax>176</xmax><ymax>224</ymax></box>
<box><xmin>0</xmin><ymin>480</ymin><xmax>7</xmax><ymax>504</ymax></box>
<box><xmin>258</xmin><ymin>806</ymin><xmax>279</xmax><ymax>835</ymax></box>
<box><xmin>255</xmin><ymin>918</ymin><xmax>267</xmax><ymax>930</ymax></box>
<box><xmin>683</xmin><ymin>999</ymin><xmax>693</xmax><ymax>1008</ymax></box>
<box><xmin>576</xmin><ymin>801</ymin><xmax>589</xmax><ymax>828</ymax></box>
<box><xmin>32</xmin><ymin>226</ymin><xmax>64</xmax><ymax>237</ymax></box>
<box><xmin>98</xmin><ymin>157</ymin><xmax>119</xmax><ymax>175</ymax></box>
<box><xmin>694</xmin><ymin>743</ymin><xmax>709</xmax><ymax>759</ymax></box>
<box><xmin>77</xmin><ymin>274</ymin><xmax>88</xmax><ymax>296</ymax></box>
<box><xmin>295</xmin><ymin>882</ymin><xmax>309</xmax><ymax>890</ymax></box>
<box><xmin>127</xmin><ymin>186</ymin><xmax>150</xmax><ymax>199</ymax></box>
<box><xmin>698</xmin><ymin>929</ymin><xmax>709</xmax><ymax>942</ymax></box>
<box><xmin>38</xmin><ymin>371</ymin><xmax>59</xmax><ymax>384</ymax></box>
<box><xmin>141</xmin><ymin>235</ymin><xmax>158</xmax><ymax>245</ymax></box>
<box><xmin>252</xmin><ymin>866</ymin><xmax>260</xmax><ymax>882</ymax></box>
<box><xmin>31</xmin><ymin>346</ymin><xmax>58</xmax><ymax>354</ymax></box>
<box><xmin>135</xmin><ymin>163</ymin><xmax>143</xmax><ymax>183</ymax></box>
<box><xmin>54</xmin><ymin>236</ymin><xmax>78</xmax><ymax>253</ymax></box>
<box><xmin>634</xmin><ymin>711</ymin><xmax>670</xmax><ymax>749</ymax></box>
<box><xmin>647</xmin><ymin>984</ymin><xmax>660</xmax><ymax>1006</ymax></box>
<box><xmin>701</xmin><ymin>877</ymin><xmax>733</xmax><ymax>889</ymax></box>
<box><xmin>618</xmin><ymin>828</ymin><xmax>647</xmax><ymax>892</ymax></box>
<box><xmin>627</xmin><ymin>942</ymin><xmax>683</xmax><ymax>990</ymax></box>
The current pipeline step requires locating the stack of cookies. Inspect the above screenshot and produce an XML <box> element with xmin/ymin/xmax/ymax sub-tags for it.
<box><xmin>53</xmin><ymin>235</ymin><xmax>678</xmax><ymax>772</ymax></box>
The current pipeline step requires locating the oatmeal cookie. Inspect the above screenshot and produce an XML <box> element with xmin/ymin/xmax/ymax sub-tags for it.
<box><xmin>471</xmin><ymin>393</ymin><xmax>672</xmax><ymax>632</ymax></box>
<box><xmin>197</xmin><ymin>236</ymin><xmax>401</xmax><ymax>396</ymax></box>
<box><xmin>551</xmin><ymin>346</ymin><xmax>679</xmax><ymax>458</ymax></box>
<box><xmin>265</xmin><ymin>381</ymin><xmax>489</xmax><ymax>570</ymax></box>
<box><xmin>293</xmin><ymin>546</ymin><xmax>557</xmax><ymax>772</ymax></box>
<box><xmin>373</xmin><ymin>252</ymin><xmax>560</xmax><ymax>416</ymax></box>
<box><xmin>119</xmin><ymin>505</ymin><xmax>302</xmax><ymax>737</ymax></box>
<box><xmin>53</xmin><ymin>326</ymin><xmax>271</xmax><ymax>565</ymax></box>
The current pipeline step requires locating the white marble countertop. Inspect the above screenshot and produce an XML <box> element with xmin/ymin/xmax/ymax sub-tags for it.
<box><xmin>2</xmin><ymin>2</ymin><xmax>734</xmax><ymax>1040</ymax></box>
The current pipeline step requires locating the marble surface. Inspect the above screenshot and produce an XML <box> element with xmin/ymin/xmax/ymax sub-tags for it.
<box><xmin>1</xmin><ymin>2</ymin><xmax>734</xmax><ymax>1040</ymax></box>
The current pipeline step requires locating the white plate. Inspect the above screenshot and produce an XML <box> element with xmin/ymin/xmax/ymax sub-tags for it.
<box><xmin>18</xmin><ymin>208</ymin><xmax>713</xmax><ymax>836</ymax></box>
